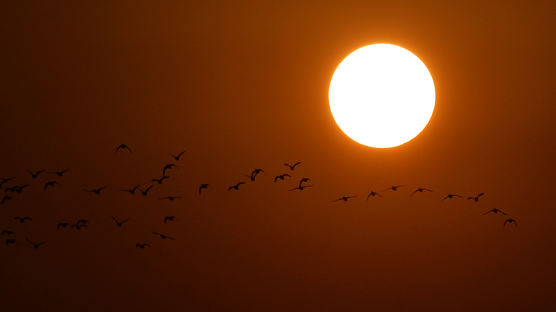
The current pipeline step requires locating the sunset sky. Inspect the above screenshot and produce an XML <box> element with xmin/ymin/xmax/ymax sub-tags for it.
<box><xmin>1</xmin><ymin>1</ymin><xmax>555</xmax><ymax>311</ymax></box>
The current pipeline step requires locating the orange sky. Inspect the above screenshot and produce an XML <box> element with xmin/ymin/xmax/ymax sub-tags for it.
<box><xmin>1</xmin><ymin>1</ymin><xmax>555</xmax><ymax>311</ymax></box>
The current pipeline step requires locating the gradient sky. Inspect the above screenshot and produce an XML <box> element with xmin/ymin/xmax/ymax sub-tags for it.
<box><xmin>1</xmin><ymin>1</ymin><xmax>555</xmax><ymax>311</ymax></box>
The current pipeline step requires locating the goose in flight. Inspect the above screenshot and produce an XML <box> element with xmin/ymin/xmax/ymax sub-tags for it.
<box><xmin>1</xmin><ymin>195</ymin><xmax>13</xmax><ymax>204</ymax></box>
<box><xmin>410</xmin><ymin>187</ymin><xmax>433</xmax><ymax>196</ymax></box>
<box><xmin>152</xmin><ymin>232</ymin><xmax>175</xmax><ymax>240</ymax></box>
<box><xmin>332</xmin><ymin>195</ymin><xmax>357</xmax><ymax>202</ymax></box>
<box><xmin>136</xmin><ymin>243</ymin><xmax>151</xmax><ymax>249</ymax></box>
<box><xmin>112</xmin><ymin>217</ymin><xmax>130</xmax><ymax>227</ymax></box>
<box><xmin>162</xmin><ymin>164</ymin><xmax>176</xmax><ymax>176</ymax></box>
<box><xmin>199</xmin><ymin>184</ymin><xmax>209</xmax><ymax>195</ymax></box>
<box><xmin>1</xmin><ymin>230</ymin><xmax>14</xmax><ymax>236</ymax></box>
<box><xmin>284</xmin><ymin>162</ymin><xmax>302</xmax><ymax>171</ymax></box>
<box><xmin>26</xmin><ymin>238</ymin><xmax>46</xmax><ymax>249</ymax></box>
<box><xmin>467</xmin><ymin>193</ymin><xmax>485</xmax><ymax>202</ymax></box>
<box><xmin>14</xmin><ymin>216</ymin><xmax>32</xmax><ymax>223</ymax></box>
<box><xmin>442</xmin><ymin>194</ymin><xmax>463</xmax><ymax>200</ymax></box>
<box><xmin>273</xmin><ymin>174</ymin><xmax>291</xmax><ymax>182</ymax></box>
<box><xmin>503</xmin><ymin>218</ymin><xmax>517</xmax><ymax>227</ymax></box>
<box><xmin>44</xmin><ymin>181</ymin><xmax>59</xmax><ymax>191</ymax></box>
<box><xmin>5</xmin><ymin>239</ymin><xmax>16</xmax><ymax>246</ymax></box>
<box><xmin>115</xmin><ymin>144</ymin><xmax>132</xmax><ymax>153</ymax></box>
<box><xmin>48</xmin><ymin>169</ymin><xmax>70</xmax><ymax>177</ymax></box>
<box><xmin>159</xmin><ymin>196</ymin><xmax>184</xmax><ymax>201</ymax></box>
<box><xmin>228</xmin><ymin>182</ymin><xmax>245</xmax><ymax>191</ymax></box>
<box><xmin>121</xmin><ymin>184</ymin><xmax>141</xmax><ymax>195</ymax></box>
<box><xmin>384</xmin><ymin>185</ymin><xmax>404</xmax><ymax>192</ymax></box>
<box><xmin>289</xmin><ymin>185</ymin><xmax>312</xmax><ymax>191</ymax></box>
<box><xmin>83</xmin><ymin>186</ymin><xmax>107</xmax><ymax>195</ymax></box>
<box><xmin>366</xmin><ymin>190</ymin><xmax>382</xmax><ymax>200</ymax></box>
<box><xmin>152</xmin><ymin>175</ymin><xmax>169</xmax><ymax>185</ymax></box>
<box><xmin>483</xmin><ymin>208</ymin><xmax>507</xmax><ymax>215</ymax></box>
<box><xmin>164</xmin><ymin>216</ymin><xmax>176</xmax><ymax>223</ymax></box>
<box><xmin>246</xmin><ymin>169</ymin><xmax>264</xmax><ymax>181</ymax></box>
<box><xmin>28</xmin><ymin>169</ymin><xmax>45</xmax><ymax>179</ymax></box>
<box><xmin>170</xmin><ymin>150</ymin><xmax>186</xmax><ymax>161</ymax></box>
<box><xmin>57</xmin><ymin>222</ymin><xmax>71</xmax><ymax>230</ymax></box>
<box><xmin>139</xmin><ymin>185</ymin><xmax>154</xmax><ymax>196</ymax></box>
<box><xmin>298</xmin><ymin>177</ymin><xmax>311</xmax><ymax>187</ymax></box>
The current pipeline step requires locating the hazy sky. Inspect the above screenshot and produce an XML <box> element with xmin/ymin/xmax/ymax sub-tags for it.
<box><xmin>1</xmin><ymin>1</ymin><xmax>555</xmax><ymax>311</ymax></box>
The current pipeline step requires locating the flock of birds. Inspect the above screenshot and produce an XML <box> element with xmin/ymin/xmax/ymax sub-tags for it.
<box><xmin>0</xmin><ymin>143</ymin><xmax>518</xmax><ymax>250</ymax></box>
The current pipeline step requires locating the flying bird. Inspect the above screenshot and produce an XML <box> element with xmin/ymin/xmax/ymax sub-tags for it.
<box><xmin>1</xmin><ymin>230</ymin><xmax>13</xmax><ymax>236</ymax></box>
<box><xmin>0</xmin><ymin>177</ymin><xmax>15</xmax><ymax>188</ymax></box>
<box><xmin>152</xmin><ymin>232</ymin><xmax>175</xmax><ymax>240</ymax></box>
<box><xmin>14</xmin><ymin>216</ymin><xmax>32</xmax><ymax>223</ymax></box>
<box><xmin>273</xmin><ymin>174</ymin><xmax>291</xmax><ymax>182</ymax></box>
<box><xmin>199</xmin><ymin>184</ymin><xmax>209</xmax><ymax>195</ymax></box>
<box><xmin>152</xmin><ymin>175</ymin><xmax>169</xmax><ymax>185</ymax></box>
<box><xmin>121</xmin><ymin>184</ymin><xmax>141</xmax><ymax>195</ymax></box>
<box><xmin>26</xmin><ymin>238</ymin><xmax>46</xmax><ymax>249</ymax></box>
<box><xmin>44</xmin><ymin>181</ymin><xmax>59</xmax><ymax>191</ymax></box>
<box><xmin>366</xmin><ymin>190</ymin><xmax>382</xmax><ymax>200</ymax></box>
<box><xmin>112</xmin><ymin>217</ymin><xmax>130</xmax><ymax>227</ymax></box>
<box><xmin>159</xmin><ymin>196</ymin><xmax>184</xmax><ymax>201</ymax></box>
<box><xmin>164</xmin><ymin>216</ymin><xmax>176</xmax><ymax>223</ymax></box>
<box><xmin>162</xmin><ymin>164</ymin><xmax>176</xmax><ymax>176</ymax></box>
<box><xmin>284</xmin><ymin>162</ymin><xmax>302</xmax><ymax>171</ymax></box>
<box><xmin>5</xmin><ymin>239</ymin><xmax>16</xmax><ymax>246</ymax></box>
<box><xmin>83</xmin><ymin>186</ymin><xmax>107</xmax><ymax>195</ymax></box>
<box><xmin>228</xmin><ymin>182</ymin><xmax>245</xmax><ymax>191</ymax></box>
<box><xmin>246</xmin><ymin>169</ymin><xmax>264</xmax><ymax>181</ymax></box>
<box><xmin>442</xmin><ymin>194</ymin><xmax>463</xmax><ymax>200</ymax></box>
<box><xmin>410</xmin><ymin>187</ymin><xmax>433</xmax><ymax>196</ymax></box>
<box><xmin>503</xmin><ymin>218</ymin><xmax>517</xmax><ymax>227</ymax></box>
<box><xmin>48</xmin><ymin>169</ymin><xmax>70</xmax><ymax>177</ymax></box>
<box><xmin>170</xmin><ymin>150</ymin><xmax>186</xmax><ymax>161</ymax></box>
<box><xmin>483</xmin><ymin>208</ymin><xmax>507</xmax><ymax>215</ymax></box>
<box><xmin>332</xmin><ymin>195</ymin><xmax>357</xmax><ymax>202</ymax></box>
<box><xmin>56</xmin><ymin>222</ymin><xmax>70</xmax><ymax>230</ymax></box>
<box><xmin>467</xmin><ymin>193</ymin><xmax>485</xmax><ymax>202</ymax></box>
<box><xmin>298</xmin><ymin>177</ymin><xmax>311</xmax><ymax>187</ymax></box>
<box><xmin>136</xmin><ymin>243</ymin><xmax>151</xmax><ymax>249</ymax></box>
<box><xmin>384</xmin><ymin>185</ymin><xmax>404</xmax><ymax>191</ymax></box>
<box><xmin>28</xmin><ymin>169</ymin><xmax>45</xmax><ymax>179</ymax></box>
<box><xmin>289</xmin><ymin>185</ymin><xmax>312</xmax><ymax>191</ymax></box>
<box><xmin>139</xmin><ymin>185</ymin><xmax>154</xmax><ymax>196</ymax></box>
<box><xmin>1</xmin><ymin>195</ymin><xmax>13</xmax><ymax>204</ymax></box>
<box><xmin>115</xmin><ymin>144</ymin><xmax>132</xmax><ymax>153</ymax></box>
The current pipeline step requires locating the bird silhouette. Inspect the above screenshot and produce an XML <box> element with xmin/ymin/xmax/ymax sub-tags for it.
<box><xmin>48</xmin><ymin>169</ymin><xmax>70</xmax><ymax>177</ymax></box>
<box><xmin>44</xmin><ymin>181</ymin><xmax>59</xmax><ymax>191</ymax></box>
<box><xmin>366</xmin><ymin>190</ymin><xmax>382</xmax><ymax>200</ymax></box>
<box><xmin>83</xmin><ymin>186</ymin><xmax>107</xmax><ymax>195</ymax></box>
<box><xmin>121</xmin><ymin>184</ymin><xmax>141</xmax><ymax>195</ymax></box>
<box><xmin>152</xmin><ymin>232</ymin><xmax>174</xmax><ymax>240</ymax></box>
<box><xmin>284</xmin><ymin>162</ymin><xmax>302</xmax><ymax>171</ymax></box>
<box><xmin>5</xmin><ymin>239</ymin><xmax>16</xmax><ymax>246</ymax></box>
<box><xmin>152</xmin><ymin>175</ymin><xmax>169</xmax><ymax>185</ymax></box>
<box><xmin>384</xmin><ymin>185</ymin><xmax>404</xmax><ymax>192</ymax></box>
<box><xmin>467</xmin><ymin>193</ymin><xmax>485</xmax><ymax>202</ymax></box>
<box><xmin>162</xmin><ymin>164</ymin><xmax>176</xmax><ymax>176</ymax></box>
<box><xmin>71</xmin><ymin>219</ymin><xmax>89</xmax><ymax>230</ymax></box>
<box><xmin>5</xmin><ymin>184</ymin><xmax>29</xmax><ymax>194</ymax></box>
<box><xmin>332</xmin><ymin>195</ymin><xmax>357</xmax><ymax>202</ymax></box>
<box><xmin>503</xmin><ymin>218</ymin><xmax>517</xmax><ymax>227</ymax></box>
<box><xmin>0</xmin><ymin>177</ymin><xmax>15</xmax><ymax>188</ymax></box>
<box><xmin>228</xmin><ymin>182</ymin><xmax>245</xmax><ymax>191</ymax></box>
<box><xmin>136</xmin><ymin>243</ymin><xmax>151</xmax><ymax>249</ymax></box>
<box><xmin>273</xmin><ymin>174</ymin><xmax>291</xmax><ymax>182</ymax></box>
<box><xmin>164</xmin><ymin>216</ymin><xmax>176</xmax><ymax>223</ymax></box>
<box><xmin>246</xmin><ymin>169</ymin><xmax>264</xmax><ymax>181</ymax></box>
<box><xmin>159</xmin><ymin>196</ymin><xmax>183</xmax><ymax>201</ymax></box>
<box><xmin>26</xmin><ymin>238</ymin><xmax>46</xmax><ymax>249</ymax></box>
<box><xmin>56</xmin><ymin>222</ymin><xmax>70</xmax><ymax>230</ymax></box>
<box><xmin>483</xmin><ymin>208</ymin><xmax>507</xmax><ymax>215</ymax></box>
<box><xmin>410</xmin><ymin>187</ymin><xmax>433</xmax><ymax>196</ymax></box>
<box><xmin>139</xmin><ymin>185</ymin><xmax>154</xmax><ymax>196</ymax></box>
<box><xmin>14</xmin><ymin>216</ymin><xmax>32</xmax><ymax>223</ymax></box>
<box><xmin>170</xmin><ymin>150</ymin><xmax>186</xmax><ymax>161</ymax></box>
<box><xmin>298</xmin><ymin>177</ymin><xmax>311</xmax><ymax>187</ymax></box>
<box><xmin>442</xmin><ymin>194</ymin><xmax>463</xmax><ymax>200</ymax></box>
<box><xmin>1</xmin><ymin>230</ymin><xmax>13</xmax><ymax>236</ymax></box>
<box><xmin>1</xmin><ymin>195</ymin><xmax>13</xmax><ymax>204</ymax></box>
<box><xmin>112</xmin><ymin>217</ymin><xmax>129</xmax><ymax>227</ymax></box>
<box><xmin>199</xmin><ymin>184</ymin><xmax>209</xmax><ymax>195</ymax></box>
<box><xmin>115</xmin><ymin>144</ymin><xmax>132</xmax><ymax>153</ymax></box>
<box><xmin>28</xmin><ymin>169</ymin><xmax>45</xmax><ymax>179</ymax></box>
<box><xmin>289</xmin><ymin>185</ymin><xmax>312</xmax><ymax>191</ymax></box>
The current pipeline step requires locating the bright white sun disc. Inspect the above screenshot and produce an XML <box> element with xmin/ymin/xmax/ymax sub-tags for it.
<box><xmin>329</xmin><ymin>44</ymin><xmax>435</xmax><ymax>148</ymax></box>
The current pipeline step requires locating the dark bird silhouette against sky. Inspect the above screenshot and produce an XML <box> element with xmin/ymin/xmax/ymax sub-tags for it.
<box><xmin>44</xmin><ymin>180</ymin><xmax>59</xmax><ymax>191</ymax></box>
<box><xmin>28</xmin><ymin>169</ymin><xmax>45</xmax><ymax>179</ymax></box>
<box><xmin>136</xmin><ymin>243</ymin><xmax>150</xmax><ymax>249</ymax></box>
<box><xmin>1</xmin><ymin>195</ymin><xmax>13</xmax><ymax>204</ymax></box>
<box><xmin>284</xmin><ymin>162</ymin><xmax>302</xmax><ymax>171</ymax></box>
<box><xmin>152</xmin><ymin>232</ymin><xmax>175</xmax><ymax>240</ymax></box>
<box><xmin>115</xmin><ymin>144</ymin><xmax>132</xmax><ymax>153</ymax></box>
<box><xmin>48</xmin><ymin>169</ymin><xmax>70</xmax><ymax>177</ymax></box>
<box><xmin>384</xmin><ymin>185</ymin><xmax>404</xmax><ymax>192</ymax></box>
<box><xmin>26</xmin><ymin>237</ymin><xmax>46</xmax><ymax>249</ymax></box>
<box><xmin>14</xmin><ymin>216</ymin><xmax>32</xmax><ymax>223</ymax></box>
<box><xmin>83</xmin><ymin>186</ymin><xmax>107</xmax><ymax>195</ymax></box>
<box><xmin>289</xmin><ymin>185</ymin><xmax>312</xmax><ymax>191</ymax></box>
<box><xmin>121</xmin><ymin>184</ymin><xmax>141</xmax><ymax>195</ymax></box>
<box><xmin>164</xmin><ymin>216</ymin><xmax>176</xmax><ymax>223</ymax></box>
<box><xmin>410</xmin><ymin>187</ymin><xmax>433</xmax><ymax>196</ymax></box>
<box><xmin>112</xmin><ymin>217</ymin><xmax>130</xmax><ymax>227</ymax></box>
<box><xmin>199</xmin><ymin>184</ymin><xmax>209</xmax><ymax>195</ymax></box>
<box><xmin>56</xmin><ymin>222</ymin><xmax>70</xmax><ymax>230</ymax></box>
<box><xmin>170</xmin><ymin>150</ymin><xmax>186</xmax><ymax>161</ymax></box>
<box><xmin>152</xmin><ymin>175</ymin><xmax>169</xmax><ymax>185</ymax></box>
<box><xmin>298</xmin><ymin>177</ymin><xmax>311</xmax><ymax>187</ymax></box>
<box><xmin>483</xmin><ymin>208</ymin><xmax>507</xmax><ymax>215</ymax></box>
<box><xmin>0</xmin><ymin>177</ymin><xmax>15</xmax><ymax>188</ymax></box>
<box><xmin>228</xmin><ymin>182</ymin><xmax>245</xmax><ymax>191</ymax></box>
<box><xmin>162</xmin><ymin>163</ymin><xmax>176</xmax><ymax>176</ymax></box>
<box><xmin>504</xmin><ymin>218</ymin><xmax>518</xmax><ymax>227</ymax></box>
<box><xmin>274</xmin><ymin>174</ymin><xmax>291</xmax><ymax>182</ymax></box>
<box><xmin>246</xmin><ymin>168</ymin><xmax>264</xmax><ymax>181</ymax></box>
<box><xmin>467</xmin><ymin>193</ymin><xmax>485</xmax><ymax>202</ymax></box>
<box><xmin>159</xmin><ymin>196</ymin><xmax>183</xmax><ymax>201</ymax></box>
<box><xmin>1</xmin><ymin>230</ymin><xmax>14</xmax><ymax>236</ymax></box>
<box><xmin>5</xmin><ymin>239</ymin><xmax>16</xmax><ymax>246</ymax></box>
<box><xmin>139</xmin><ymin>185</ymin><xmax>154</xmax><ymax>196</ymax></box>
<box><xmin>442</xmin><ymin>194</ymin><xmax>463</xmax><ymax>200</ymax></box>
<box><xmin>332</xmin><ymin>195</ymin><xmax>357</xmax><ymax>202</ymax></box>
<box><xmin>366</xmin><ymin>190</ymin><xmax>382</xmax><ymax>200</ymax></box>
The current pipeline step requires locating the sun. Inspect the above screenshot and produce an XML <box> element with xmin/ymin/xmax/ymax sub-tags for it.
<box><xmin>328</xmin><ymin>44</ymin><xmax>435</xmax><ymax>148</ymax></box>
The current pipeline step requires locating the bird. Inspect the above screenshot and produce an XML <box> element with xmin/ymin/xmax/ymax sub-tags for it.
<box><xmin>136</xmin><ymin>243</ymin><xmax>151</xmax><ymax>249</ymax></box>
<box><xmin>71</xmin><ymin>222</ymin><xmax>87</xmax><ymax>230</ymax></box>
<box><xmin>1</xmin><ymin>195</ymin><xmax>13</xmax><ymax>204</ymax></box>
<box><xmin>13</xmin><ymin>184</ymin><xmax>29</xmax><ymax>194</ymax></box>
<box><xmin>112</xmin><ymin>217</ymin><xmax>129</xmax><ymax>227</ymax></box>
<box><xmin>152</xmin><ymin>175</ymin><xmax>169</xmax><ymax>185</ymax></box>
<box><xmin>332</xmin><ymin>195</ymin><xmax>357</xmax><ymax>202</ymax></box>
<box><xmin>121</xmin><ymin>184</ymin><xmax>141</xmax><ymax>195</ymax></box>
<box><xmin>228</xmin><ymin>182</ymin><xmax>245</xmax><ymax>191</ymax></box>
<box><xmin>5</xmin><ymin>239</ymin><xmax>16</xmax><ymax>246</ymax></box>
<box><xmin>503</xmin><ymin>218</ymin><xmax>517</xmax><ymax>227</ymax></box>
<box><xmin>384</xmin><ymin>185</ymin><xmax>404</xmax><ymax>191</ymax></box>
<box><xmin>26</xmin><ymin>238</ymin><xmax>46</xmax><ymax>249</ymax></box>
<box><xmin>199</xmin><ymin>184</ymin><xmax>209</xmax><ymax>195</ymax></box>
<box><xmin>298</xmin><ymin>177</ymin><xmax>311</xmax><ymax>187</ymax></box>
<box><xmin>410</xmin><ymin>187</ymin><xmax>433</xmax><ymax>196</ymax></box>
<box><xmin>483</xmin><ymin>208</ymin><xmax>507</xmax><ymax>215</ymax></box>
<box><xmin>159</xmin><ymin>196</ymin><xmax>184</xmax><ymax>201</ymax></box>
<box><xmin>442</xmin><ymin>194</ymin><xmax>463</xmax><ymax>200</ymax></box>
<box><xmin>56</xmin><ymin>222</ymin><xmax>70</xmax><ymax>230</ymax></box>
<box><xmin>115</xmin><ymin>144</ymin><xmax>132</xmax><ymax>153</ymax></box>
<box><xmin>14</xmin><ymin>216</ymin><xmax>32</xmax><ymax>223</ymax></box>
<box><xmin>28</xmin><ymin>169</ymin><xmax>45</xmax><ymax>179</ymax></box>
<box><xmin>170</xmin><ymin>150</ymin><xmax>186</xmax><ymax>161</ymax></box>
<box><xmin>366</xmin><ymin>190</ymin><xmax>382</xmax><ymax>200</ymax></box>
<box><xmin>284</xmin><ymin>162</ymin><xmax>302</xmax><ymax>171</ymax></box>
<box><xmin>83</xmin><ymin>186</ymin><xmax>107</xmax><ymax>195</ymax></box>
<box><xmin>1</xmin><ymin>230</ymin><xmax>13</xmax><ymax>236</ymax></box>
<box><xmin>0</xmin><ymin>177</ymin><xmax>15</xmax><ymax>188</ymax></box>
<box><xmin>162</xmin><ymin>163</ymin><xmax>176</xmax><ymax>176</ymax></box>
<box><xmin>48</xmin><ymin>169</ymin><xmax>70</xmax><ymax>177</ymax></box>
<box><xmin>164</xmin><ymin>216</ymin><xmax>176</xmax><ymax>223</ymax></box>
<box><xmin>139</xmin><ymin>185</ymin><xmax>154</xmax><ymax>196</ymax></box>
<box><xmin>289</xmin><ymin>185</ymin><xmax>312</xmax><ymax>191</ymax></box>
<box><xmin>273</xmin><ymin>174</ymin><xmax>291</xmax><ymax>182</ymax></box>
<box><xmin>246</xmin><ymin>168</ymin><xmax>264</xmax><ymax>181</ymax></box>
<box><xmin>44</xmin><ymin>181</ymin><xmax>59</xmax><ymax>191</ymax></box>
<box><xmin>467</xmin><ymin>193</ymin><xmax>485</xmax><ymax>202</ymax></box>
<box><xmin>152</xmin><ymin>232</ymin><xmax>174</xmax><ymax>240</ymax></box>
